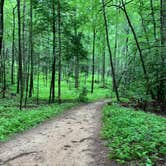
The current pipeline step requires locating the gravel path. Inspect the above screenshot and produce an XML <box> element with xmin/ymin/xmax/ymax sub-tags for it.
<box><xmin>0</xmin><ymin>101</ymin><xmax>113</xmax><ymax>166</ymax></box>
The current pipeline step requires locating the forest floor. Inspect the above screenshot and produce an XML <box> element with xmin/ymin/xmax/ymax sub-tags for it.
<box><xmin>0</xmin><ymin>101</ymin><xmax>114</xmax><ymax>166</ymax></box>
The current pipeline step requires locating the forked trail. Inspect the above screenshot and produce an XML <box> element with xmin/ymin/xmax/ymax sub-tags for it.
<box><xmin>0</xmin><ymin>101</ymin><xmax>113</xmax><ymax>166</ymax></box>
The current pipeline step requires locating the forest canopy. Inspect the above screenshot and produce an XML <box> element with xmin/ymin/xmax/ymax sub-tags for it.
<box><xmin>0</xmin><ymin>0</ymin><xmax>165</xmax><ymax>109</ymax></box>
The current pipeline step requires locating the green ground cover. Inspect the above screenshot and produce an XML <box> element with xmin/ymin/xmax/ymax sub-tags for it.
<box><xmin>0</xmin><ymin>75</ymin><xmax>112</xmax><ymax>141</ymax></box>
<box><xmin>102</xmin><ymin>104</ymin><xmax>166</xmax><ymax>165</ymax></box>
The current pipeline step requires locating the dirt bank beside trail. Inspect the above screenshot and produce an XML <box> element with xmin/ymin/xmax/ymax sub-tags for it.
<box><xmin>0</xmin><ymin>101</ymin><xmax>114</xmax><ymax>166</ymax></box>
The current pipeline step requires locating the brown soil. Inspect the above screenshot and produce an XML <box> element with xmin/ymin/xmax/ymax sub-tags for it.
<box><xmin>0</xmin><ymin>101</ymin><xmax>113</xmax><ymax>166</ymax></box>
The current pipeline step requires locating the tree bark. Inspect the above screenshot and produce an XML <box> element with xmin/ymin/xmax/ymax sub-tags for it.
<box><xmin>102</xmin><ymin>0</ymin><xmax>120</xmax><ymax>102</ymax></box>
<box><xmin>2</xmin><ymin>46</ymin><xmax>6</xmax><ymax>98</ymax></box>
<box><xmin>58</xmin><ymin>0</ymin><xmax>62</xmax><ymax>104</ymax></box>
<box><xmin>91</xmin><ymin>28</ymin><xmax>96</xmax><ymax>93</ymax></box>
<box><xmin>49</xmin><ymin>0</ymin><xmax>56</xmax><ymax>103</ymax></box>
<box><xmin>102</xmin><ymin>43</ymin><xmax>106</xmax><ymax>87</ymax></box>
<box><xmin>11</xmin><ymin>6</ymin><xmax>16</xmax><ymax>85</ymax></box>
<box><xmin>0</xmin><ymin>0</ymin><xmax>4</xmax><ymax>83</ymax></box>
<box><xmin>17</xmin><ymin>0</ymin><xmax>23</xmax><ymax>110</ymax></box>
<box><xmin>159</xmin><ymin>0</ymin><xmax>166</xmax><ymax>101</ymax></box>
<box><xmin>29</xmin><ymin>0</ymin><xmax>34</xmax><ymax>98</ymax></box>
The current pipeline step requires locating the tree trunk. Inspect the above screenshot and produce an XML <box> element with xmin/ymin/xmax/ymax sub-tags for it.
<box><xmin>22</xmin><ymin>0</ymin><xmax>26</xmax><ymax>76</ymax></box>
<box><xmin>17</xmin><ymin>0</ymin><xmax>23</xmax><ymax>110</ymax></box>
<box><xmin>37</xmin><ymin>53</ymin><xmax>40</xmax><ymax>104</ymax></box>
<box><xmin>75</xmin><ymin>56</ymin><xmax>79</xmax><ymax>89</ymax></box>
<box><xmin>29</xmin><ymin>0</ymin><xmax>34</xmax><ymax>98</ymax></box>
<box><xmin>122</xmin><ymin>1</ymin><xmax>147</xmax><ymax>77</ymax></box>
<box><xmin>49</xmin><ymin>0</ymin><xmax>56</xmax><ymax>103</ymax></box>
<box><xmin>24</xmin><ymin>64</ymin><xmax>29</xmax><ymax>107</ymax></box>
<box><xmin>2</xmin><ymin>46</ymin><xmax>6</xmax><ymax>98</ymax></box>
<box><xmin>74</xmin><ymin>12</ymin><xmax>79</xmax><ymax>89</ymax></box>
<box><xmin>91</xmin><ymin>28</ymin><xmax>96</xmax><ymax>93</ymax></box>
<box><xmin>102</xmin><ymin>0</ymin><xmax>120</xmax><ymax>102</ymax></box>
<box><xmin>0</xmin><ymin>0</ymin><xmax>4</xmax><ymax>83</ymax></box>
<box><xmin>121</xmin><ymin>0</ymin><xmax>155</xmax><ymax>98</ymax></box>
<box><xmin>11</xmin><ymin>6</ymin><xmax>16</xmax><ymax>85</ymax></box>
<box><xmin>58</xmin><ymin>0</ymin><xmax>62</xmax><ymax>104</ymax></box>
<box><xmin>102</xmin><ymin>43</ymin><xmax>106</xmax><ymax>87</ymax></box>
<box><xmin>159</xmin><ymin>0</ymin><xmax>166</xmax><ymax>101</ymax></box>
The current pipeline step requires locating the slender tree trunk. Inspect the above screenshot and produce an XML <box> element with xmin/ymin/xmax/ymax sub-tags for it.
<box><xmin>2</xmin><ymin>46</ymin><xmax>6</xmax><ymax>98</ymax></box>
<box><xmin>17</xmin><ymin>0</ymin><xmax>23</xmax><ymax>110</ymax></box>
<box><xmin>49</xmin><ymin>0</ymin><xmax>56</xmax><ymax>103</ymax></box>
<box><xmin>0</xmin><ymin>0</ymin><xmax>4</xmax><ymax>83</ymax></box>
<box><xmin>159</xmin><ymin>0</ymin><xmax>166</xmax><ymax>101</ymax></box>
<box><xmin>160</xmin><ymin>0</ymin><xmax>166</xmax><ymax>60</ymax></box>
<box><xmin>29</xmin><ymin>0</ymin><xmax>34</xmax><ymax>98</ymax></box>
<box><xmin>122</xmin><ymin>1</ymin><xmax>147</xmax><ymax>77</ymax></box>
<box><xmin>11</xmin><ymin>6</ymin><xmax>16</xmax><ymax>84</ymax></box>
<box><xmin>22</xmin><ymin>0</ymin><xmax>26</xmax><ymax>75</ymax></box>
<box><xmin>75</xmin><ymin>56</ymin><xmax>79</xmax><ymax>88</ymax></box>
<box><xmin>113</xmin><ymin>5</ymin><xmax>119</xmax><ymax>91</ymax></box>
<box><xmin>150</xmin><ymin>0</ymin><xmax>157</xmax><ymax>40</ymax></box>
<box><xmin>74</xmin><ymin>12</ymin><xmax>79</xmax><ymax>89</ymax></box>
<box><xmin>102</xmin><ymin>0</ymin><xmax>120</xmax><ymax>102</ymax></box>
<box><xmin>24</xmin><ymin>64</ymin><xmax>29</xmax><ymax>107</ymax></box>
<box><xmin>58</xmin><ymin>0</ymin><xmax>62</xmax><ymax>104</ymax></box>
<box><xmin>37</xmin><ymin>53</ymin><xmax>40</xmax><ymax>104</ymax></box>
<box><xmin>17</xmin><ymin>67</ymin><xmax>20</xmax><ymax>93</ymax></box>
<box><xmin>102</xmin><ymin>43</ymin><xmax>106</xmax><ymax>87</ymax></box>
<box><xmin>91</xmin><ymin>28</ymin><xmax>96</xmax><ymax>93</ymax></box>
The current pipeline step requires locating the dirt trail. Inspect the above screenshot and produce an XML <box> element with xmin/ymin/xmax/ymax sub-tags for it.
<box><xmin>0</xmin><ymin>101</ymin><xmax>112</xmax><ymax>166</ymax></box>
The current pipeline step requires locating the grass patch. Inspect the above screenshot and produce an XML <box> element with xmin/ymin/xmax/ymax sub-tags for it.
<box><xmin>102</xmin><ymin>104</ymin><xmax>166</xmax><ymax>165</ymax></box>
<box><xmin>0</xmin><ymin>103</ymin><xmax>76</xmax><ymax>141</ymax></box>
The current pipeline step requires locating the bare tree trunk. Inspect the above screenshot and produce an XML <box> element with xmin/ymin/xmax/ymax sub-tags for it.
<box><xmin>22</xmin><ymin>0</ymin><xmax>26</xmax><ymax>75</ymax></box>
<box><xmin>91</xmin><ymin>28</ymin><xmax>96</xmax><ymax>93</ymax></box>
<box><xmin>24</xmin><ymin>64</ymin><xmax>29</xmax><ymax>107</ymax></box>
<box><xmin>75</xmin><ymin>56</ymin><xmax>79</xmax><ymax>89</ymax></box>
<box><xmin>160</xmin><ymin>0</ymin><xmax>166</xmax><ymax>60</ymax></box>
<box><xmin>37</xmin><ymin>53</ymin><xmax>40</xmax><ymax>104</ymax></box>
<box><xmin>49</xmin><ymin>0</ymin><xmax>56</xmax><ymax>103</ymax></box>
<box><xmin>74</xmin><ymin>11</ymin><xmax>79</xmax><ymax>89</ymax></box>
<box><xmin>102</xmin><ymin>43</ymin><xmax>106</xmax><ymax>87</ymax></box>
<box><xmin>113</xmin><ymin>5</ymin><xmax>119</xmax><ymax>91</ymax></box>
<box><xmin>159</xmin><ymin>0</ymin><xmax>166</xmax><ymax>101</ymax></box>
<box><xmin>58</xmin><ymin>0</ymin><xmax>62</xmax><ymax>104</ymax></box>
<box><xmin>0</xmin><ymin>0</ymin><xmax>4</xmax><ymax>83</ymax></box>
<box><xmin>17</xmin><ymin>0</ymin><xmax>23</xmax><ymax>110</ymax></box>
<box><xmin>2</xmin><ymin>46</ymin><xmax>6</xmax><ymax>98</ymax></box>
<box><xmin>29</xmin><ymin>0</ymin><xmax>34</xmax><ymax>98</ymax></box>
<box><xmin>102</xmin><ymin>0</ymin><xmax>120</xmax><ymax>102</ymax></box>
<box><xmin>11</xmin><ymin>6</ymin><xmax>16</xmax><ymax>85</ymax></box>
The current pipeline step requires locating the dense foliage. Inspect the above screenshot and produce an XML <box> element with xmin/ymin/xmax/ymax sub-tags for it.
<box><xmin>102</xmin><ymin>104</ymin><xmax>166</xmax><ymax>165</ymax></box>
<box><xmin>0</xmin><ymin>0</ymin><xmax>165</xmax><ymax>108</ymax></box>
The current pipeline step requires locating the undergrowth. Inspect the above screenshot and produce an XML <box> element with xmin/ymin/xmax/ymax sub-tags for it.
<box><xmin>0</xmin><ymin>76</ymin><xmax>112</xmax><ymax>141</ymax></box>
<box><xmin>0</xmin><ymin>103</ymin><xmax>76</xmax><ymax>141</ymax></box>
<box><xmin>102</xmin><ymin>104</ymin><xmax>166</xmax><ymax>165</ymax></box>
